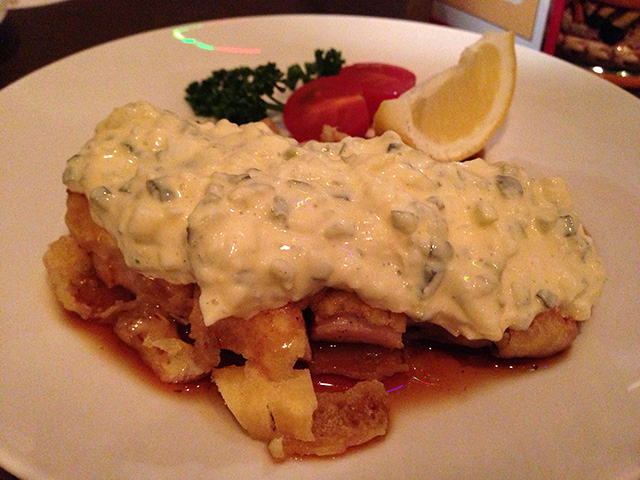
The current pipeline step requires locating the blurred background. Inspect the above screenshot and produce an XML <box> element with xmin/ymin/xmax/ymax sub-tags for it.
<box><xmin>1</xmin><ymin>0</ymin><xmax>639</xmax><ymax>94</ymax></box>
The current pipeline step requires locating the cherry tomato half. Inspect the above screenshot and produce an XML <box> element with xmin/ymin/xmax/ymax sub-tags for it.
<box><xmin>338</xmin><ymin>63</ymin><xmax>416</xmax><ymax>120</ymax></box>
<box><xmin>283</xmin><ymin>75</ymin><xmax>370</xmax><ymax>142</ymax></box>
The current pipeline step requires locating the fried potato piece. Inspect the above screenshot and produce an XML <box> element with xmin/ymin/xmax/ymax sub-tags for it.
<box><xmin>269</xmin><ymin>380</ymin><xmax>389</xmax><ymax>459</ymax></box>
<box><xmin>213</xmin><ymin>305</ymin><xmax>392</xmax><ymax>457</ymax></box>
<box><xmin>212</xmin><ymin>304</ymin><xmax>317</xmax><ymax>441</ymax></box>
<box><xmin>310</xmin><ymin>289</ymin><xmax>407</xmax><ymax>349</ymax></box>
<box><xmin>213</xmin><ymin>305</ymin><xmax>318</xmax><ymax>445</ymax></box>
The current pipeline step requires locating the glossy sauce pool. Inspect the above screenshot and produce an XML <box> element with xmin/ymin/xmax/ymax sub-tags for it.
<box><xmin>66</xmin><ymin>310</ymin><xmax>564</xmax><ymax>411</ymax></box>
<box><xmin>64</xmin><ymin>310</ymin><xmax>215</xmax><ymax>396</ymax></box>
<box><xmin>312</xmin><ymin>341</ymin><xmax>563</xmax><ymax>407</ymax></box>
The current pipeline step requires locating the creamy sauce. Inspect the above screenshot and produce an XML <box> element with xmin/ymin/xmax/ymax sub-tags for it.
<box><xmin>63</xmin><ymin>102</ymin><xmax>606</xmax><ymax>341</ymax></box>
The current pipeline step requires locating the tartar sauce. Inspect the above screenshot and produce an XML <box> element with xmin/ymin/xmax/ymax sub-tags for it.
<box><xmin>63</xmin><ymin>102</ymin><xmax>605</xmax><ymax>341</ymax></box>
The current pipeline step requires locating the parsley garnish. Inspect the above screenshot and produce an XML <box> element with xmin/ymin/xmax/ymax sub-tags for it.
<box><xmin>185</xmin><ymin>48</ymin><xmax>344</xmax><ymax>124</ymax></box>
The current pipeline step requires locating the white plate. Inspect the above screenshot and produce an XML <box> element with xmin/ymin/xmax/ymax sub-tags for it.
<box><xmin>0</xmin><ymin>14</ymin><xmax>638</xmax><ymax>480</ymax></box>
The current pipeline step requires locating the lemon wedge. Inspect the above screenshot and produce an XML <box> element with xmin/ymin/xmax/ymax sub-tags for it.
<box><xmin>372</xmin><ymin>30</ymin><xmax>516</xmax><ymax>162</ymax></box>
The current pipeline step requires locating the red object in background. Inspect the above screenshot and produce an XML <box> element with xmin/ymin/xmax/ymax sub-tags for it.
<box><xmin>543</xmin><ymin>0</ymin><xmax>566</xmax><ymax>54</ymax></box>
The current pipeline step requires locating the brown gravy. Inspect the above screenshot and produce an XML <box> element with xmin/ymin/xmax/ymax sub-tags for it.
<box><xmin>64</xmin><ymin>311</ymin><xmax>213</xmax><ymax>396</ymax></box>
<box><xmin>65</xmin><ymin>311</ymin><xmax>564</xmax><ymax>408</ymax></box>
<box><xmin>312</xmin><ymin>341</ymin><xmax>563</xmax><ymax>406</ymax></box>
<box><xmin>389</xmin><ymin>342</ymin><xmax>561</xmax><ymax>407</ymax></box>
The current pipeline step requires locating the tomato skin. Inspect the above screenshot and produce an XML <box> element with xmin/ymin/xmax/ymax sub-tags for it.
<box><xmin>283</xmin><ymin>62</ymin><xmax>416</xmax><ymax>142</ymax></box>
<box><xmin>338</xmin><ymin>63</ymin><xmax>416</xmax><ymax>120</ymax></box>
<box><xmin>283</xmin><ymin>75</ymin><xmax>370</xmax><ymax>142</ymax></box>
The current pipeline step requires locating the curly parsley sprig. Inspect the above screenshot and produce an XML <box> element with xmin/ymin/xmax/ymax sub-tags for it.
<box><xmin>185</xmin><ymin>48</ymin><xmax>345</xmax><ymax>124</ymax></box>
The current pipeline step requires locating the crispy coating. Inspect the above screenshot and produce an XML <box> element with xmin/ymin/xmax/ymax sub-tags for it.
<box><xmin>493</xmin><ymin>308</ymin><xmax>579</xmax><ymax>358</ymax></box>
<box><xmin>214</xmin><ymin>304</ymin><xmax>311</xmax><ymax>381</ymax></box>
<box><xmin>269</xmin><ymin>380</ymin><xmax>389</xmax><ymax>458</ymax></box>
<box><xmin>65</xmin><ymin>192</ymin><xmax>195</xmax><ymax>320</ymax></box>
<box><xmin>43</xmin><ymin>234</ymin><xmax>133</xmax><ymax>322</ymax></box>
<box><xmin>44</xmin><ymin>191</ymin><xmax>583</xmax><ymax>459</ymax></box>
<box><xmin>113</xmin><ymin>300</ymin><xmax>219</xmax><ymax>383</ymax></box>
<box><xmin>45</xmin><ymin>193</ymin><xmax>218</xmax><ymax>383</ymax></box>
<box><xmin>409</xmin><ymin>309</ymin><xmax>579</xmax><ymax>358</ymax></box>
<box><xmin>310</xmin><ymin>289</ymin><xmax>407</xmax><ymax>349</ymax></box>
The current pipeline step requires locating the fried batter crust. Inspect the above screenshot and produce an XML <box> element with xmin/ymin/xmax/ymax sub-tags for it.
<box><xmin>269</xmin><ymin>380</ymin><xmax>390</xmax><ymax>458</ymax></box>
<box><xmin>492</xmin><ymin>309</ymin><xmax>579</xmax><ymax>358</ymax></box>
<box><xmin>46</xmin><ymin>193</ymin><xmax>218</xmax><ymax>383</ymax></box>
<box><xmin>43</xmin><ymin>193</ymin><xmax>392</xmax><ymax>457</ymax></box>
<box><xmin>309</xmin><ymin>289</ymin><xmax>407</xmax><ymax>349</ymax></box>
<box><xmin>407</xmin><ymin>309</ymin><xmax>579</xmax><ymax>359</ymax></box>
<box><xmin>44</xmin><ymin>191</ymin><xmax>582</xmax><ymax>459</ymax></box>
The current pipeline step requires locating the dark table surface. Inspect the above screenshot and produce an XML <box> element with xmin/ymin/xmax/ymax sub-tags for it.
<box><xmin>0</xmin><ymin>0</ymin><xmax>430</xmax><ymax>90</ymax></box>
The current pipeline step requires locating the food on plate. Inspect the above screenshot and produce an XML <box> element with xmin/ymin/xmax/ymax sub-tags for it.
<box><xmin>283</xmin><ymin>62</ymin><xmax>416</xmax><ymax>141</ymax></box>
<box><xmin>185</xmin><ymin>48</ymin><xmax>416</xmax><ymax>142</ymax></box>
<box><xmin>185</xmin><ymin>48</ymin><xmax>345</xmax><ymax>125</ymax></box>
<box><xmin>337</xmin><ymin>63</ymin><xmax>417</xmax><ymax>120</ymax></box>
<box><xmin>373</xmin><ymin>31</ymin><xmax>517</xmax><ymax>162</ymax></box>
<box><xmin>44</xmin><ymin>99</ymin><xmax>605</xmax><ymax>458</ymax></box>
<box><xmin>283</xmin><ymin>74</ymin><xmax>371</xmax><ymax>141</ymax></box>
